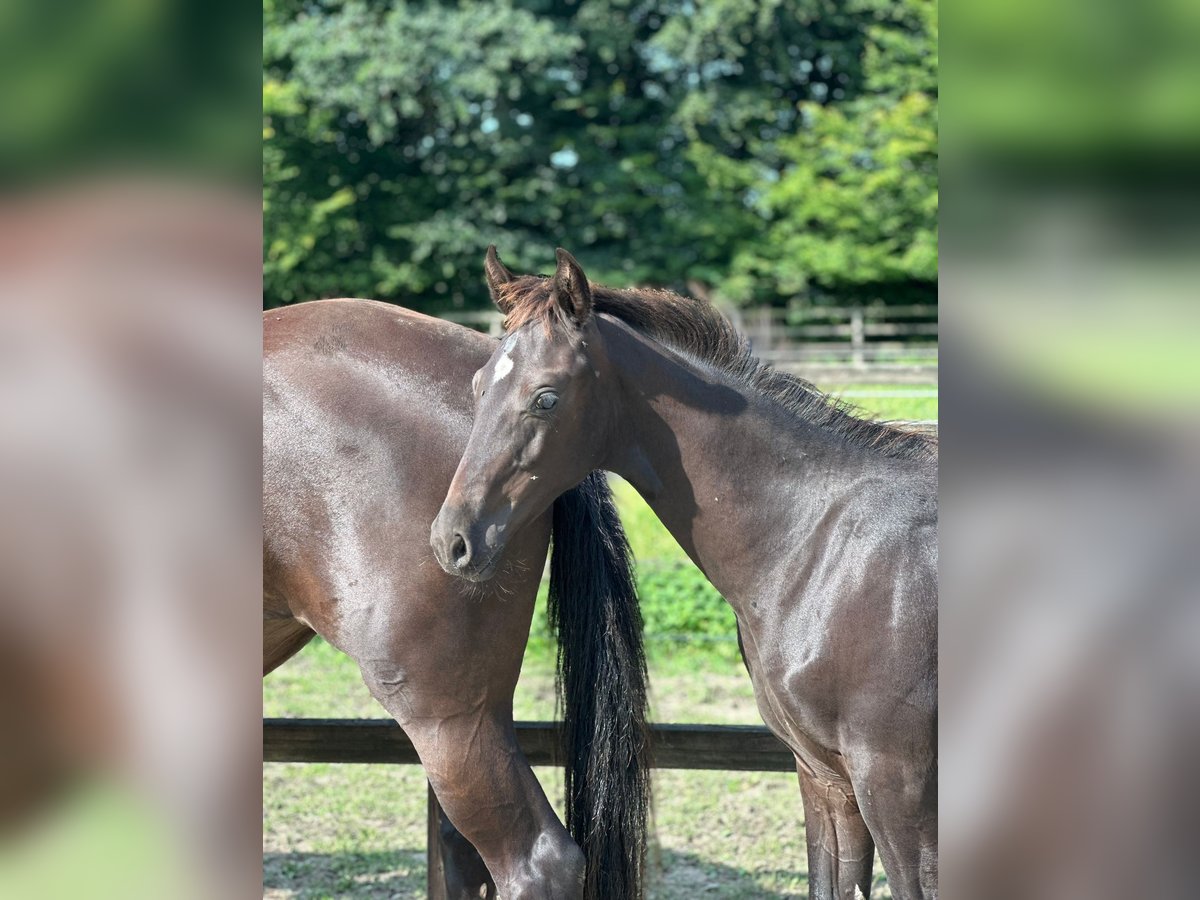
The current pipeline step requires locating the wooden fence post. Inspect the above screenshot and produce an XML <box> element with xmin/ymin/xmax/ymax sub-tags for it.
<box><xmin>850</xmin><ymin>307</ymin><xmax>865</xmax><ymax>367</ymax></box>
<box><xmin>427</xmin><ymin>782</ymin><xmax>448</xmax><ymax>900</ymax></box>
<box><xmin>745</xmin><ymin>306</ymin><xmax>774</xmax><ymax>351</ymax></box>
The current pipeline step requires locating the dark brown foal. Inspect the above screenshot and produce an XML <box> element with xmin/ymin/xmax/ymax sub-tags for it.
<box><xmin>433</xmin><ymin>249</ymin><xmax>938</xmax><ymax>900</ymax></box>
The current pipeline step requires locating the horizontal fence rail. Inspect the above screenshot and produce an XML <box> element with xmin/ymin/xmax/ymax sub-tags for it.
<box><xmin>776</xmin><ymin>363</ymin><xmax>937</xmax><ymax>386</ymax></box>
<box><xmin>263</xmin><ymin>718</ymin><xmax>796</xmax><ymax>772</ymax></box>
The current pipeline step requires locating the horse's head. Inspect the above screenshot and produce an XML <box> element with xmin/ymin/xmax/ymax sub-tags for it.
<box><xmin>431</xmin><ymin>247</ymin><xmax>614</xmax><ymax>580</ymax></box>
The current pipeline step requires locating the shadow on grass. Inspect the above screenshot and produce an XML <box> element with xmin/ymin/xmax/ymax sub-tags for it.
<box><xmin>647</xmin><ymin>848</ymin><xmax>889</xmax><ymax>899</ymax></box>
<box><xmin>264</xmin><ymin>848</ymin><xmax>794</xmax><ymax>899</ymax></box>
<box><xmin>263</xmin><ymin>849</ymin><xmax>426</xmax><ymax>899</ymax></box>
<box><xmin>264</xmin><ymin>848</ymin><xmax>889</xmax><ymax>899</ymax></box>
<box><xmin>647</xmin><ymin>847</ymin><xmax>806</xmax><ymax>899</ymax></box>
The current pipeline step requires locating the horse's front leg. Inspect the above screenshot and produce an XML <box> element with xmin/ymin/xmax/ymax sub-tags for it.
<box><xmin>360</xmin><ymin>659</ymin><xmax>583</xmax><ymax>900</ymax></box>
<box><xmin>435</xmin><ymin>800</ymin><xmax>496</xmax><ymax>899</ymax></box>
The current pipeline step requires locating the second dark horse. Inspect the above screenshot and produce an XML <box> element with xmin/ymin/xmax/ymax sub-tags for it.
<box><xmin>263</xmin><ymin>300</ymin><xmax>650</xmax><ymax>899</ymax></box>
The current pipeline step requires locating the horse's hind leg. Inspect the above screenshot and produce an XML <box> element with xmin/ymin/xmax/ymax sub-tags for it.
<box><xmin>798</xmin><ymin>767</ymin><xmax>875</xmax><ymax>900</ymax></box>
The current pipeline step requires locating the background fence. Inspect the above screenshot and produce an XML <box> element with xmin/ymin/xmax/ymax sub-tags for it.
<box><xmin>443</xmin><ymin>303</ymin><xmax>938</xmax><ymax>387</ymax></box>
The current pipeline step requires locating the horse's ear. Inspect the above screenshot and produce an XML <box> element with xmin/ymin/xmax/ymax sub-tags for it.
<box><xmin>552</xmin><ymin>248</ymin><xmax>592</xmax><ymax>324</ymax></box>
<box><xmin>484</xmin><ymin>245</ymin><xmax>516</xmax><ymax>312</ymax></box>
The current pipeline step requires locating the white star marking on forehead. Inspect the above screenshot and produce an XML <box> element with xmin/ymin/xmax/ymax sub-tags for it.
<box><xmin>492</xmin><ymin>333</ymin><xmax>518</xmax><ymax>385</ymax></box>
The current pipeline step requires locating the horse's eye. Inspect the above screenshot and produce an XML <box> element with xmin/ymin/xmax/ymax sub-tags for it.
<box><xmin>533</xmin><ymin>391</ymin><xmax>558</xmax><ymax>411</ymax></box>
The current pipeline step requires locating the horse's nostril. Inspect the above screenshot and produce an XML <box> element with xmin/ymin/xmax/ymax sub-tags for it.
<box><xmin>450</xmin><ymin>533</ymin><xmax>469</xmax><ymax>567</ymax></box>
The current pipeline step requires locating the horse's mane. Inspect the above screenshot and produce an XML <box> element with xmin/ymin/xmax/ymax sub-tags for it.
<box><xmin>500</xmin><ymin>275</ymin><xmax>937</xmax><ymax>462</ymax></box>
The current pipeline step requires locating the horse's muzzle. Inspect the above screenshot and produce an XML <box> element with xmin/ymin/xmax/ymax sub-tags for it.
<box><xmin>430</xmin><ymin>508</ymin><xmax>504</xmax><ymax>582</ymax></box>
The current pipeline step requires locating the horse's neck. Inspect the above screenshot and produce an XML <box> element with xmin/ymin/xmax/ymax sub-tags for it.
<box><xmin>601</xmin><ymin>318</ymin><xmax>882</xmax><ymax>613</ymax></box>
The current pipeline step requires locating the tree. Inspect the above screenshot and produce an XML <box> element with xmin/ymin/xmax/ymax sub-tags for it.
<box><xmin>263</xmin><ymin>0</ymin><xmax>938</xmax><ymax>312</ymax></box>
<box><xmin>661</xmin><ymin>0</ymin><xmax>938</xmax><ymax>305</ymax></box>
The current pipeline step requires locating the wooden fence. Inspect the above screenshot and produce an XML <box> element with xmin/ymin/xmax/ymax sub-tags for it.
<box><xmin>264</xmin><ymin>718</ymin><xmax>794</xmax><ymax>899</ymax></box>
<box><xmin>442</xmin><ymin>304</ymin><xmax>938</xmax><ymax>386</ymax></box>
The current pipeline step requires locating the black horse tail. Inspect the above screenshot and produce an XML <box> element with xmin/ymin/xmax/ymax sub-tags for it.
<box><xmin>549</xmin><ymin>471</ymin><xmax>650</xmax><ymax>900</ymax></box>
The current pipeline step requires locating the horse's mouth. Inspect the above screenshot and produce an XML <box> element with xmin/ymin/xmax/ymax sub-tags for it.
<box><xmin>444</xmin><ymin>545</ymin><xmax>504</xmax><ymax>583</ymax></box>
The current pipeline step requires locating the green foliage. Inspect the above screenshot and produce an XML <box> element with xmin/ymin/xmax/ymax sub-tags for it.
<box><xmin>527</xmin><ymin>560</ymin><xmax>739</xmax><ymax>665</ymax></box>
<box><xmin>638</xmin><ymin>564</ymin><xmax>741</xmax><ymax>662</ymax></box>
<box><xmin>524</xmin><ymin>476</ymin><xmax>738</xmax><ymax>663</ymax></box>
<box><xmin>264</xmin><ymin>0</ymin><xmax>937</xmax><ymax>312</ymax></box>
<box><xmin>713</xmin><ymin>0</ymin><xmax>938</xmax><ymax>303</ymax></box>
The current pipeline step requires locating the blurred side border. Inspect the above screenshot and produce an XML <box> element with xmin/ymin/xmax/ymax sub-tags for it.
<box><xmin>0</xmin><ymin>2</ymin><xmax>262</xmax><ymax>899</ymax></box>
<box><xmin>942</xmin><ymin>0</ymin><xmax>1199</xmax><ymax>897</ymax></box>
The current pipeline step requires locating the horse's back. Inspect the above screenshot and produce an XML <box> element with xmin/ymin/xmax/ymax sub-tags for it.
<box><xmin>262</xmin><ymin>299</ymin><xmax>501</xmax><ymax>644</ymax></box>
<box><xmin>264</xmin><ymin>297</ymin><xmax>493</xmax><ymax>368</ymax></box>
<box><xmin>264</xmin><ymin>299</ymin><xmax>490</xmax><ymax>530</ymax></box>
<box><xmin>264</xmin><ymin>299</ymin><xmax>492</xmax><ymax>420</ymax></box>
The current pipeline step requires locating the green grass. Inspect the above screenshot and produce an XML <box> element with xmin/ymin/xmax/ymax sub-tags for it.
<box><xmin>264</xmin><ymin>382</ymin><xmax>923</xmax><ymax>897</ymax></box>
<box><xmin>827</xmin><ymin>384</ymin><xmax>938</xmax><ymax>422</ymax></box>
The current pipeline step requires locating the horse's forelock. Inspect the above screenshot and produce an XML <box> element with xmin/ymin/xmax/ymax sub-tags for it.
<box><xmin>500</xmin><ymin>275</ymin><xmax>575</xmax><ymax>335</ymax></box>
